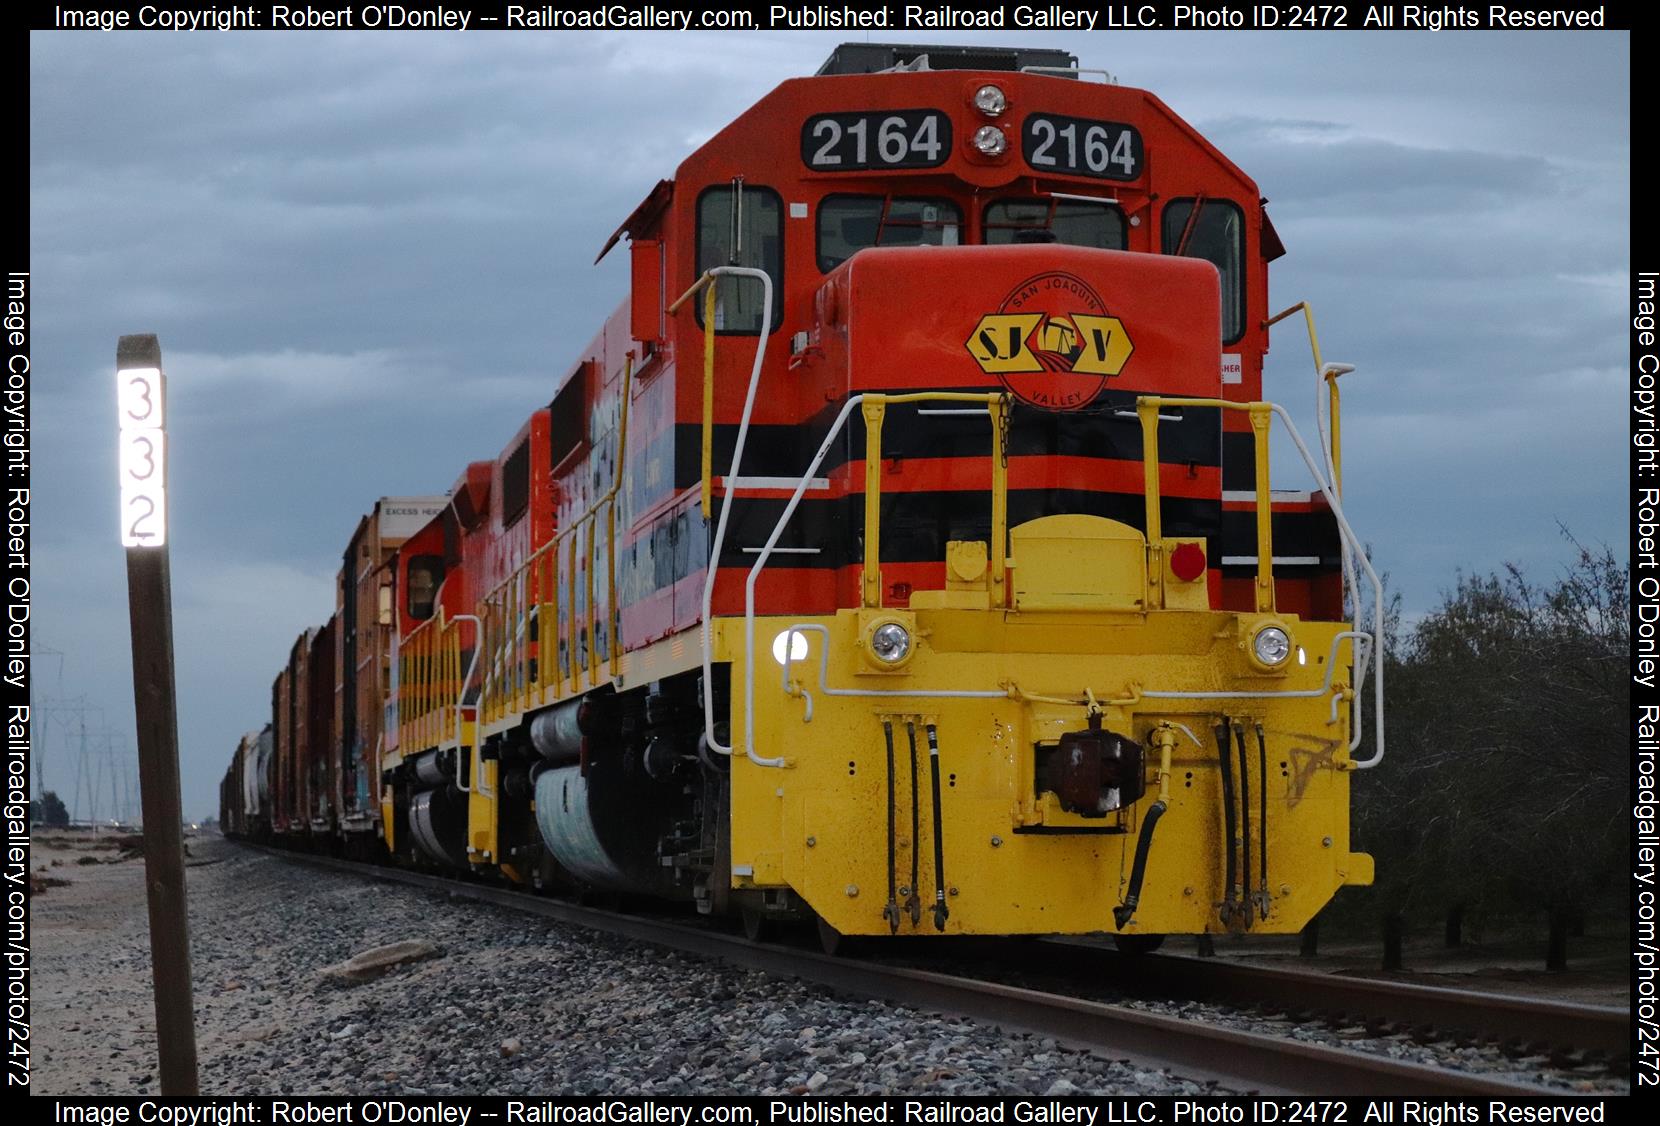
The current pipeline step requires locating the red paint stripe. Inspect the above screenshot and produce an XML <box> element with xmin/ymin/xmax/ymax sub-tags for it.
<box><xmin>1223</xmin><ymin>500</ymin><xmax>1322</xmax><ymax>515</ymax></box>
<box><xmin>725</xmin><ymin>457</ymin><xmax>1220</xmax><ymax>499</ymax></box>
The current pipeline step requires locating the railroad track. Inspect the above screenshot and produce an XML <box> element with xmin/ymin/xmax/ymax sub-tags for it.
<box><xmin>248</xmin><ymin>845</ymin><xmax>1612</xmax><ymax>1097</ymax></box>
<box><xmin>1037</xmin><ymin>938</ymin><xmax>1628</xmax><ymax>1062</ymax></box>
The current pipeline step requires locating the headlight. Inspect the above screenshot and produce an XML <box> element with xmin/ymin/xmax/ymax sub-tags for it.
<box><xmin>1252</xmin><ymin>626</ymin><xmax>1291</xmax><ymax>667</ymax></box>
<box><xmin>870</xmin><ymin>622</ymin><xmax>912</xmax><ymax>664</ymax></box>
<box><xmin>771</xmin><ymin>629</ymin><xmax>809</xmax><ymax>666</ymax></box>
<box><xmin>972</xmin><ymin>125</ymin><xmax>1008</xmax><ymax>157</ymax></box>
<box><xmin>973</xmin><ymin>84</ymin><xmax>1007</xmax><ymax>117</ymax></box>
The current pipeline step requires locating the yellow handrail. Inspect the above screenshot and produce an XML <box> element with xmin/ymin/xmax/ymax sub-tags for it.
<box><xmin>857</xmin><ymin>391</ymin><xmax>1011</xmax><ymax>610</ymax></box>
<box><xmin>1250</xmin><ymin>405</ymin><xmax>1273</xmax><ymax>612</ymax></box>
<box><xmin>398</xmin><ymin>609</ymin><xmax>466</xmax><ymax>753</ymax></box>
<box><xmin>1138</xmin><ymin>396</ymin><xmax>1275</xmax><ymax>613</ymax></box>
<box><xmin>860</xmin><ymin>400</ymin><xmax>884</xmax><ymax>608</ymax></box>
<box><xmin>565</xmin><ymin>534</ymin><xmax>579</xmax><ymax>693</ymax></box>
<box><xmin>401</xmin><ymin>615</ymin><xmax>429</xmax><ymax>749</ymax></box>
<box><xmin>477</xmin><ymin>354</ymin><xmax>634</xmax><ymax>721</ymax></box>
<box><xmin>666</xmin><ymin>272</ymin><xmax>721</xmax><ymax>521</ymax></box>
<box><xmin>604</xmin><ymin>480</ymin><xmax>621</xmax><ymax>678</ymax></box>
<box><xmin>585</xmin><ymin>511</ymin><xmax>599</xmax><ymax>682</ymax></box>
<box><xmin>1266</xmin><ymin>301</ymin><xmax>1343</xmax><ymax>496</ymax></box>
<box><xmin>702</xmin><ymin>284</ymin><xmax>716</xmax><ymax>519</ymax></box>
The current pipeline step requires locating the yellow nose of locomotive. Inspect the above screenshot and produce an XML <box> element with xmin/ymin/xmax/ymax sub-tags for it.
<box><xmin>723</xmin><ymin>512</ymin><xmax>1373</xmax><ymax>940</ymax></box>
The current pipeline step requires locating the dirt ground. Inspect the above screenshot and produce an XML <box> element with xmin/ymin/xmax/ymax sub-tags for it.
<box><xmin>28</xmin><ymin>829</ymin><xmax>228</xmax><ymax>1093</ymax></box>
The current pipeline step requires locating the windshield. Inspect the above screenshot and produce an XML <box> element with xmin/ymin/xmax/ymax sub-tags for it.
<box><xmin>817</xmin><ymin>195</ymin><xmax>962</xmax><ymax>271</ymax></box>
<box><xmin>985</xmin><ymin>198</ymin><xmax>1126</xmax><ymax>250</ymax></box>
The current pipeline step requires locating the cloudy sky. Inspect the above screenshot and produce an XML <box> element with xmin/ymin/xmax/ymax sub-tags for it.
<box><xmin>28</xmin><ymin>29</ymin><xmax>1629</xmax><ymax>820</ymax></box>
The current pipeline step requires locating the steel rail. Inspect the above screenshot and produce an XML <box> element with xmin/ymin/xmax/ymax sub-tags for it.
<box><xmin>1040</xmin><ymin>939</ymin><xmax>1628</xmax><ymax>1060</ymax></box>
<box><xmin>247</xmin><ymin>846</ymin><xmax>1575</xmax><ymax>1097</ymax></box>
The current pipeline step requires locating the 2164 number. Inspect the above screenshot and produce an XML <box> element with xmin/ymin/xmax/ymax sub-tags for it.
<box><xmin>1023</xmin><ymin>113</ymin><xmax>1143</xmax><ymax>181</ymax></box>
<box><xmin>802</xmin><ymin>110</ymin><xmax>952</xmax><ymax>171</ymax></box>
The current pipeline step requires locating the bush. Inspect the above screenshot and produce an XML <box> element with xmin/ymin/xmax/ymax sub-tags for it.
<box><xmin>1342</xmin><ymin>537</ymin><xmax>1628</xmax><ymax>946</ymax></box>
<box><xmin>31</xmin><ymin>791</ymin><xmax>70</xmax><ymax>829</ymax></box>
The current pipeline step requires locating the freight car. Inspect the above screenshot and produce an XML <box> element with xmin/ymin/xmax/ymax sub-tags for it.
<box><xmin>218</xmin><ymin>727</ymin><xmax>270</xmax><ymax>840</ymax></box>
<box><xmin>226</xmin><ymin>43</ymin><xmax>1383</xmax><ymax>952</ymax></box>
<box><xmin>229</xmin><ymin>496</ymin><xmax>446</xmax><ymax>855</ymax></box>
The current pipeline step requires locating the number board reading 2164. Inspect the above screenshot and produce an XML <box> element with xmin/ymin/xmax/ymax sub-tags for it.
<box><xmin>1023</xmin><ymin>113</ymin><xmax>1143</xmax><ymax>181</ymax></box>
<box><xmin>800</xmin><ymin>108</ymin><xmax>1143</xmax><ymax>182</ymax></box>
<box><xmin>802</xmin><ymin>110</ymin><xmax>952</xmax><ymax>170</ymax></box>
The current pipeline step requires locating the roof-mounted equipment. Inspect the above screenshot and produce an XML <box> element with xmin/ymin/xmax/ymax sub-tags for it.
<box><xmin>816</xmin><ymin>42</ymin><xmax>1078</xmax><ymax>76</ymax></box>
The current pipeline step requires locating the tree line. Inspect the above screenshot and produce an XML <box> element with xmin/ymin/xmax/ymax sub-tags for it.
<box><xmin>1332</xmin><ymin>535</ymin><xmax>1628</xmax><ymax>968</ymax></box>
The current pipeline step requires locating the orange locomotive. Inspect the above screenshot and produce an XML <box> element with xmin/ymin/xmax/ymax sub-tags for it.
<box><xmin>226</xmin><ymin>44</ymin><xmax>1380</xmax><ymax>948</ymax></box>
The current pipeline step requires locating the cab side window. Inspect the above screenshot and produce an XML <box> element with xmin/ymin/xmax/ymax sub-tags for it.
<box><xmin>405</xmin><ymin>555</ymin><xmax>444</xmax><ymax>621</ymax></box>
<box><xmin>696</xmin><ymin>185</ymin><xmax>783</xmax><ymax>334</ymax></box>
<box><xmin>1162</xmin><ymin>199</ymin><xmax>1245</xmax><ymax>344</ymax></box>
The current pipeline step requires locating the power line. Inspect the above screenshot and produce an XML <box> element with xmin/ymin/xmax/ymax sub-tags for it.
<box><xmin>32</xmin><ymin>664</ymin><xmax>141</xmax><ymax>828</ymax></box>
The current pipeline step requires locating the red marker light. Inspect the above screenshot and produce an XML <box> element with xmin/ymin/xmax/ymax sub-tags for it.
<box><xmin>1170</xmin><ymin>542</ymin><xmax>1206</xmax><ymax>582</ymax></box>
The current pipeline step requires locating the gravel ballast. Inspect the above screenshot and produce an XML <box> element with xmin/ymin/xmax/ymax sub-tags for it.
<box><xmin>30</xmin><ymin>835</ymin><xmax>1233</xmax><ymax>1096</ymax></box>
<box><xmin>29</xmin><ymin>834</ymin><xmax>1626</xmax><ymax>1096</ymax></box>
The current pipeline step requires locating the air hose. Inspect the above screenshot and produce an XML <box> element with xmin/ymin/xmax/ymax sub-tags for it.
<box><xmin>1114</xmin><ymin>726</ymin><xmax>1177</xmax><ymax>930</ymax></box>
<box><xmin>1113</xmin><ymin>799</ymin><xmax>1166</xmax><ymax>929</ymax></box>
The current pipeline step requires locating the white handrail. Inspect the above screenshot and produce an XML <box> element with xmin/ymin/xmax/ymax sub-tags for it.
<box><xmin>693</xmin><ymin>266</ymin><xmax>776</xmax><ymax>763</ymax></box>
<box><xmin>737</xmin><ymin>394</ymin><xmax>1008</xmax><ymax>767</ymax></box>
<box><xmin>1263</xmin><ymin>404</ymin><xmax>1385</xmax><ymax>767</ymax></box>
<box><xmin>703</xmin><ymin>355</ymin><xmax>1382</xmax><ymax>769</ymax></box>
<box><xmin>741</xmin><ymin>395</ymin><xmax>1384</xmax><ymax>768</ymax></box>
<box><xmin>758</xmin><ymin>401</ymin><xmax>1382</xmax><ymax>768</ymax></box>
<box><xmin>735</xmin><ymin>393</ymin><xmax>866</xmax><ymax>766</ymax></box>
<box><xmin>1141</xmin><ymin>396</ymin><xmax>1384</xmax><ymax>766</ymax></box>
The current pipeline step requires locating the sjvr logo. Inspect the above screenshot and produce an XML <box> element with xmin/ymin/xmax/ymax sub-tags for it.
<box><xmin>965</xmin><ymin>271</ymin><xmax>1133</xmax><ymax>410</ymax></box>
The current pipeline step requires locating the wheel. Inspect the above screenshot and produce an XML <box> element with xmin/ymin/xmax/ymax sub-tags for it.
<box><xmin>741</xmin><ymin>905</ymin><xmax>775</xmax><ymax>943</ymax></box>
<box><xmin>1112</xmin><ymin>933</ymin><xmax>1166</xmax><ymax>956</ymax></box>
<box><xmin>815</xmin><ymin>914</ymin><xmax>856</xmax><ymax>957</ymax></box>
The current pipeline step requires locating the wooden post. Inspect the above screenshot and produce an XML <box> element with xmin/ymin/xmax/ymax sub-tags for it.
<box><xmin>117</xmin><ymin>334</ymin><xmax>200</xmax><ymax>1095</ymax></box>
